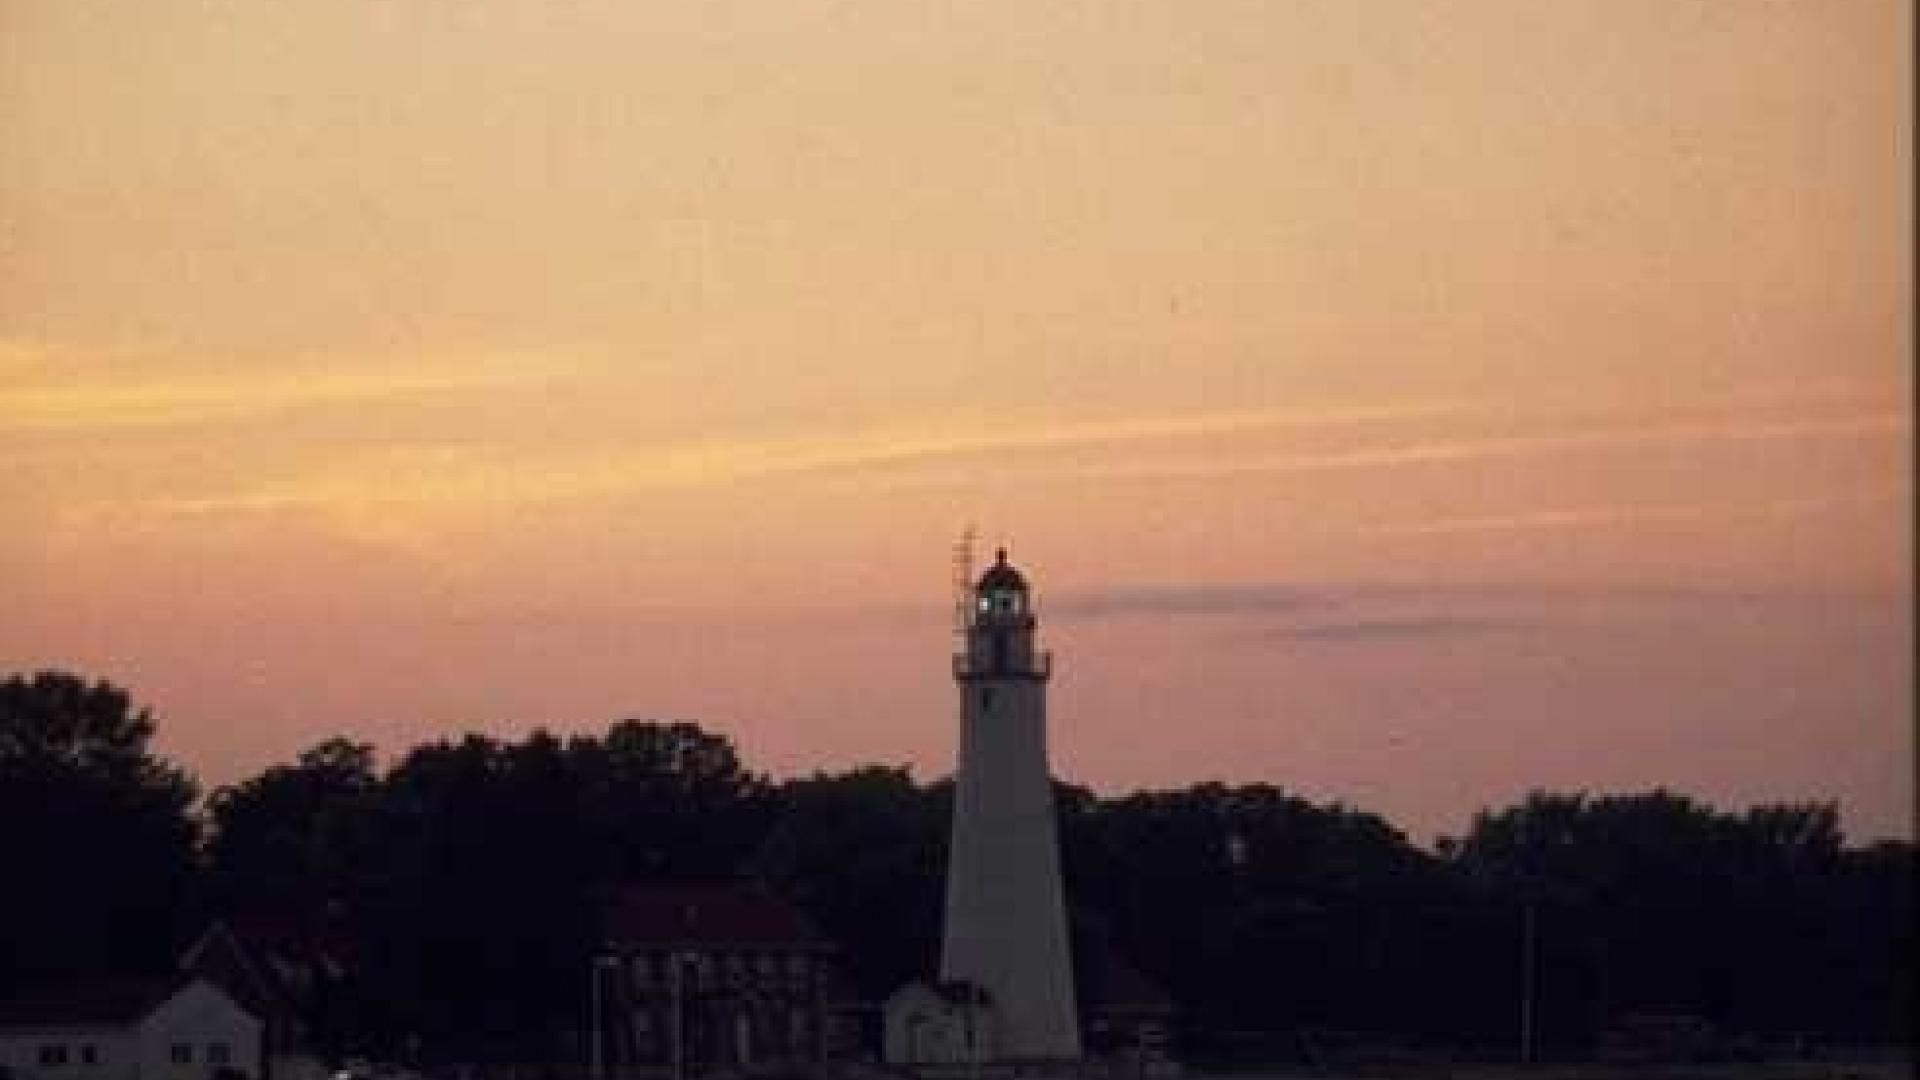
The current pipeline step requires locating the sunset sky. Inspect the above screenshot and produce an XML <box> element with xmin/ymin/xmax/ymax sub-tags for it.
<box><xmin>4</xmin><ymin>0</ymin><xmax>1910</xmax><ymax>843</ymax></box>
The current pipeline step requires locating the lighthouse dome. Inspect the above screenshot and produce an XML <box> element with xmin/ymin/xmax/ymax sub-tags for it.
<box><xmin>976</xmin><ymin>548</ymin><xmax>1028</xmax><ymax>592</ymax></box>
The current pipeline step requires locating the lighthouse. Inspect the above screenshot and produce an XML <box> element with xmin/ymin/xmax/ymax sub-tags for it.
<box><xmin>941</xmin><ymin>547</ymin><xmax>1081</xmax><ymax>1061</ymax></box>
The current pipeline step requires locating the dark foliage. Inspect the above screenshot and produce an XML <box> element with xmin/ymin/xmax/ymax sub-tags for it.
<box><xmin>1446</xmin><ymin>791</ymin><xmax>1913</xmax><ymax>1053</ymax></box>
<box><xmin>0</xmin><ymin>672</ymin><xmax>202</xmax><ymax>986</ymax></box>
<box><xmin>203</xmin><ymin>720</ymin><xmax>775</xmax><ymax>1065</ymax></box>
<box><xmin>2</xmin><ymin>668</ymin><xmax>1910</xmax><ymax>1067</ymax></box>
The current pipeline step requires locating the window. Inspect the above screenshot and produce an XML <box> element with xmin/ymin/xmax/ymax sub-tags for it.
<box><xmin>170</xmin><ymin>1044</ymin><xmax>193</xmax><ymax>1065</ymax></box>
<box><xmin>207</xmin><ymin>1044</ymin><xmax>231</xmax><ymax>1066</ymax></box>
<box><xmin>80</xmin><ymin>1046</ymin><xmax>98</xmax><ymax>1066</ymax></box>
<box><xmin>980</xmin><ymin>688</ymin><xmax>995</xmax><ymax>712</ymax></box>
<box><xmin>632</xmin><ymin>1007</ymin><xmax>656</xmax><ymax>1056</ymax></box>
<box><xmin>38</xmin><ymin>1045</ymin><xmax>69</xmax><ymax>1067</ymax></box>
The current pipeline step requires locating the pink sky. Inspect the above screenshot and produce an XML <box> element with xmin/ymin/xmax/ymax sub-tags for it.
<box><xmin>3</xmin><ymin>0</ymin><xmax>1911</xmax><ymax>843</ymax></box>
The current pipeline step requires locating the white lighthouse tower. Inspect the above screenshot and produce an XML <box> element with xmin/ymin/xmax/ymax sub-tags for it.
<box><xmin>942</xmin><ymin>547</ymin><xmax>1081</xmax><ymax>1062</ymax></box>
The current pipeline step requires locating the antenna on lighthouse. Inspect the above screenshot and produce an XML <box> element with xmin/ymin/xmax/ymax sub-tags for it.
<box><xmin>952</xmin><ymin>525</ymin><xmax>977</xmax><ymax>637</ymax></box>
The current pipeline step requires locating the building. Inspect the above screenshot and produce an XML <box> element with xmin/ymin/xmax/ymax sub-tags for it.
<box><xmin>1075</xmin><ymin>945</ymin><xmax>1177</xmax><ymax>1077</ymax></box>
<box><xmin>180</xmin><ymin>916</ymin><xmax>348</xmax><ymax>1080</ymax></box>
<box><xmin>593</xmin><ymin>883</ymin><xmax>836</xmax><ymax>1078</ymax></box>
<box><xmin>880</xmin><ymin>982</ymin><xmax>992</xmax><ymax>1068</ymax></box>
<box><xmin>0</xmin><ymin>977</ymin><xmax>261</xmax><ymax>1080</ymax></box>
<box><xmin>939</xmin><ymin>548</ymin><xmax>1080</xmax><ymax>1063</ymax></box>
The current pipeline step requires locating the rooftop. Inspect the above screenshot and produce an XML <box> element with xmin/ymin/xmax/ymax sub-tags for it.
<box><xmin>976</xmin><ymin>548</ymin><xmax>1028</xmax><ymax>593</ymax></box>
<box><xmin>599</xmin><ymin>882</ymin><xmax>831</xmax><ymax>949</ymax></box>
<box><xmin>0</xmin><ymin>976</ymin><xmax>189</xmax><ymax>1029</ymax></box>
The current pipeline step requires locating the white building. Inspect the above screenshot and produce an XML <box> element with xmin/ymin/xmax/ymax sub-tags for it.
<box><xmin>939</xmin><ymin>548</ymin><xmax>1081</xmax><ymax>1062</ymax></box>
<box><xmin>179</xmin><ymin>919</ymin><xmax>340</xmax><ymax>1080</ymax></box>
<box><xmin>881</xmin><ymin>981</ymin><xmax>994</xmax><ymax>1068</ymax></box>
<box><xmin>0</xmin><ymin>977</ymin><xmax>261</xmax><ymax>1080</ymax></box>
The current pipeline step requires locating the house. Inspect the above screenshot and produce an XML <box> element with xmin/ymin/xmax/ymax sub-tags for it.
<box><xmin>880</xmin><ymin>981</ymin><xmax>993</xmax><ymax>1068</ymax></box>
<box><xmin>0</xmin><ymin>977</ymin><xmax>261</xmax><ymax>1080</ymax></box>
<box><xmin>593</xmin><ymin>883</ymin><xmax>838</xmax><ymax>1078</ymax></box>
<box><xmin>881</xmin><ymin>939</ymin><xmax>1178</xmax><ymax>1075</ymax></box>
<box><xmin>882</xmin><ymin>950</ymin><xmax>1177</xmax><ymax>1077</ymax></box>
<box><xmin>179</xmin><ymin>916</ymin><xmax>346</xmax><ymax>1080</ymax></box>
<box><xmin>1075</xmin><ymin>946</ymin><xmax>1177</xmax><ymax>1078</ymax></box>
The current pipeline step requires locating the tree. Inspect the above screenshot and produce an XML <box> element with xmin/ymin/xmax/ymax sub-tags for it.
<box><xmin>571</xmin><ymin>720</ymin><xmax>776</xmax><ymax>882</ymax></box>
<box><xmin>1082</xmin><ymin>783</ymin><xmax>1444</xmax><ymax>1048</ymax></box>
<box><xmin>0</xmin><ymin>671</ymin><xmax>200</xmax><ymax>989</ymax></box>
<box><xmin>346</xmin><ymin>732</ymin><xmax>594</xmax><ymax>1062</ymax></box>
<box><xmin>1452</xmin><ymin>790</ymin><xmax>1911</xmax><ymax>1052</ymax></box>
<box><xmin>205</xmin><ymin>738</ymin><xmax>380</xmax><ymax>913</ymax></box>
<box><xmin>747</xmin><ymin>766</ymin><xmax>950</xmax><ymax>994</ymax></box>
<box><xmin>321</xmin><ymin>720</ymin><xmax>775</xmax><ymax>1065</ymax></box>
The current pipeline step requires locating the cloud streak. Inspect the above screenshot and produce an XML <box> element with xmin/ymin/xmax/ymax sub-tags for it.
<box><xmin>1052</xmin><ymin>579</ymin><xmax>1875</xmax><ymax>622</ymax></box>
<box><xmin>0</xmin><ymin>362</ymin><xmax>565</xmax><ymax>431</ymax></box>
<box><xmin>1361</xmin><ymin>491</ymin><xmax>1906</xmax><ymax>538</ymax></box>
<box><xmin>112</xmin><ymin>399</ymin><xmax>1471</xmax><ymax>516</ymax></box>
<box><xmin>1050</xmin><ymin>584</ymin><xmax>1328</xmax><ymax>619</ymax></box>
<box><xmin>1045</xmin><ymin>577</ymin><xmax>1904</xmax><ymax>648</ymax></box>
<box><xmin>53</xmin><ymin>400</ymin><xmax>1908</xmax><ymax>535</ymax></box>
<box><xmin>1054</xmin><ymin>582</ymin><xmax>1545</xmax><ymax>645</ymax></box>
<box><xmin>1268</xmin><ymin>615</ymin><xmax>1532</xmax><ymax>642</ymax></box>
<box><xmin>1055</xmin><ymin>413</ymin><xmax>1910</xmax><ymax>483</ymax></box>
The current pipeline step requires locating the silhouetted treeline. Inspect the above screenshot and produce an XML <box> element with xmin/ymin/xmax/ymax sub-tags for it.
<box><xmin>2</xmin><ymin>670</ymin><xmax>1910</xmax><ymax>1066</ymax></box>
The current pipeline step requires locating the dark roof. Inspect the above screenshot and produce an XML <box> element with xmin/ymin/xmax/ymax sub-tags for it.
<box><xmin>184</xmin><ymin>919</ymin><xmax>317</xmax><ymax>1020</ymax></box>
<box><xmin>600</xmin><ymin>883</ymin><xmax>830</xmax><ymax>948</ymax></box>
<box><xmin>976</xmin><ymin>548</ymin><xmax>1028</xmax><ymax>592</ymax></box>
<box><xmin>888</xmin><ymin>979</ymin><xmax>990</xmax><ymax>1009</ymax></box>
<box><xmin>930</xmin><ymin>979</ymin><xmax>992</xmax><ymax>1007</ymax></box>
<box><xmin>182</xmin><ymin>910</ymin><xmax>354</xmax><ymax>1017</ymax></box>
<box><xmin>1077</xmin><ymin>944</ymin><xmax>1174</xmax><ymax>1013</ymax></box>
<box><xmin>0</xmin><ymin>976</ymin><xmax>189</xmax><ymax>1028</ymax></box>
<box><xmin>225</xmin><ymin>908</ymin><xmax>356</xmax><ymax>973</ymax></box>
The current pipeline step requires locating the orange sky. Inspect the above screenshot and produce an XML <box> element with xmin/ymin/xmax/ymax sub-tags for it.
<box><xmin>3</xmin><ymin>0</ymin><xmax>1911</xmax><ymax>843</ymax></box>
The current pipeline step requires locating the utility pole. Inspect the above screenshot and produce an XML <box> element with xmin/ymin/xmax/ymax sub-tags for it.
<box><xmin>964</xmin><ymin>987</ymin><xmax>981</xmax><ymax>1080</ymax></box>
<box><xmin>1519</xmin><ymin>899</ymin><xmax>1537</xmax><ymax>1066</ymax></box>
<box><xmin>671</xmin><ymin>952</ymin><xmax>694</xmax><ymax>1080</ymax></box>
<box><xmin>670</xmin><ymin>956</ymin><xmax>683</xmax><ymax>1080</ymax></box>
<box><xmin>590</xmin><ymin>956</ymin><xmax>619</xmax><ymax>1080</ymax></box>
